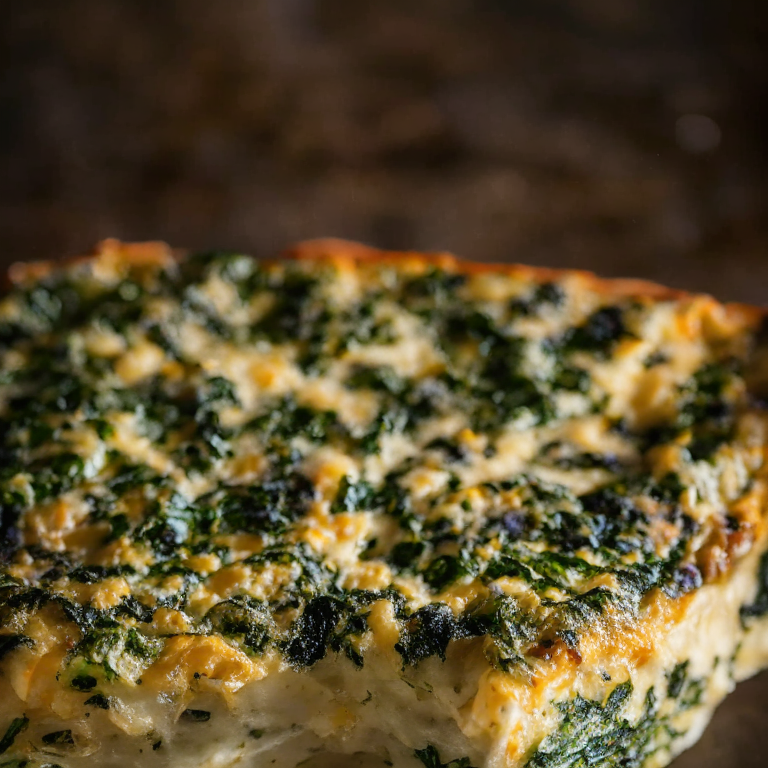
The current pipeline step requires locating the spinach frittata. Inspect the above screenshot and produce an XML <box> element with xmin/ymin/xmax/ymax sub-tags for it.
<box><xmin>0</xmin><ymin>239</ymin><xmax>767</xmax><ymax>768</ymax></box>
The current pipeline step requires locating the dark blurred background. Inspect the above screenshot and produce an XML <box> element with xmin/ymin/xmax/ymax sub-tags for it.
<box><xmin>0</xmin><ymin>2</ymin><xmax>767</xmax><ymax>766</ymax></box>
<box><xmin>1</xmin><ymin>1</ymin><xmax>768</xmax><ymax>302</ymax></box>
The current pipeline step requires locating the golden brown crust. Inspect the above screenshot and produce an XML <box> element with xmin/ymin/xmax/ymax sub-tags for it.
<box><xmin>6</xmin><ymin>237</ymin><xmax>765</xmax><ymax>327</ymax></box>
<box><xmin>5</xmin><ymin>239</ymin><xmax>179</xmax><ymax>288</ymax></box>
<box><xmin>282</xmin><ymin>238</ymin><xmax>690</xmax><ymax>299</ymax></box>
<box><xmin>283</xmin><ymin>238</ymin><xmax>766</xmax><ymax>326</ymax></box>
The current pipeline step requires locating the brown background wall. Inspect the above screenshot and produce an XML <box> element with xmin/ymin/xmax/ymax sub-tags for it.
<box><xmin>1</xmin><ymin>1</ymin><xmax>767</xmax><ymax>303</ymax></box>
<box><xmin>1</xmin><ymin>2</ymin><xmax>767</xmax><ymax>766</ymax></box>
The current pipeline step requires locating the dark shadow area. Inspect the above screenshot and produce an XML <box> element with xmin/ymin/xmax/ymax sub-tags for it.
<box><xmin>1</xmin><ymin>1</ymin><xmax>767</xmax><ymax>303</ymax></box>
<box><xmin>674</xmin><ymin>670</ymin><xmax>768</xmax><ymax>768</ymax></box>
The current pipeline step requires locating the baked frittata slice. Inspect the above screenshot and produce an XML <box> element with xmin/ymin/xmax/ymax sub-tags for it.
<box><xmin>0</xmin><ymin>239</ymin><xmax>767</xmax><ymax>768</ymax></box>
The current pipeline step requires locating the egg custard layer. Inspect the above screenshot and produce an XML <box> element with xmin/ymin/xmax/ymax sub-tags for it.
<box><xmin>0</xmin><ymin>239</ymin><xmax>767</xmax><ymax>768</ymax></box>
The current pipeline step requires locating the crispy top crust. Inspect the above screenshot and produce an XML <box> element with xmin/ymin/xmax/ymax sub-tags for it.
<box><xmin>9</xmin><ymin>237</ymin><xmax>765</xmax><ymax>324</ymax></box>
<box><xmin>282</xmin><ymin>237</ymin><xmax>765</xmax><ymax>323</ymax></box>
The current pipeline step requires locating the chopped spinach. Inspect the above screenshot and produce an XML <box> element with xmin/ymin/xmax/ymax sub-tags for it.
<box><xmin>0</xmin><ymin>635</ymin><xmax>32</xmax><ymax>662</ymax></box>
<box><xmin>283</xmin><ymin>596</ymin><xmax>344</xmax><ymax>669</ymax></box>
<box><xmin>395</xmin><ymin>603</ymin><xmax>456</xmax><ymax>666</ymax></box>
<box><xmin>741</xmin><ymin>551</ymin><xmax>768</xmax><ymax>623</ymax></box>
<box><xmin>332</xmin><ymin>476</ymin><xmax>376</xmax><ymax>514</ymax></box>
<box><xmin>0</xmin><ymin>717</ymin><xmax>28</xmax><ymax>755</ymax></box>
<box><xmin>205</xmin><ymin>596</ymin><xmax>272</xmax><ymax>656</ymax></box>
<box><xmin>562</xmin><ymin>306</ymin><xmax>629</xmax><ymax>357</ymax></box>
<box><xmin>83</xmin><ymin>694</ymin><xmax>111</xmax><ymax>709</ymax></box>
<box><xmin>40</xmin><ymin>731</ymin><xmax>73</xmax><ymax>747</ymax></box>
<box><xmin>180</xmin><ymin>709</ymin><xmax>211</xmax><ymax>723</ymax></box>
<box><xmin>422</xmin><ymin>554</ymin><xmax>471</xmax><ymax>592</ymax></box>
<box><xmin>525</xmin><ymin>682</ymin><xmax>656</xmax><ymax>768</ymax></box>
<box><xmin>509</xmin><ymin>282</ymin><xmax>565</xmax><ymax>318</ymax></box>
<box><xmin>414</xmin><ymin>744</ymin><xmax>477</xmax><ymax>768</ymax></box>
<box><xmin>70</xmin><ymin>674</ymin><xmax>97</xmax><ymax>692</ymax></box>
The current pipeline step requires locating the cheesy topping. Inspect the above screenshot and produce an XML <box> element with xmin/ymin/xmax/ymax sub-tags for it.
<box><xmin>0</xmin><ymin>240</ymin><xmax>767</xmax><ymax>768</ymax></box>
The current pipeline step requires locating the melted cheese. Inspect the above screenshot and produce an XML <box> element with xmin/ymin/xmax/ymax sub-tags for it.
<box><xmin>0</xmin><ymin>240</ymin><xmax>767</xmax><ymax>768</ymax></box>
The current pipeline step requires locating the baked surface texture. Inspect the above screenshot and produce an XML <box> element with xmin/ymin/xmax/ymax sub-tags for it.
<box><xmin>0</xmin><ymin>239</ymin><xmax>767</xmax><ymax>768</ymax></box>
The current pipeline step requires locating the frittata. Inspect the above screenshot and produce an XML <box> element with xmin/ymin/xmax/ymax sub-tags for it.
<box><xmin>0</xmin><ymin>239</ymin><xmax>767</xmax><ymax>768</ymax></box>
